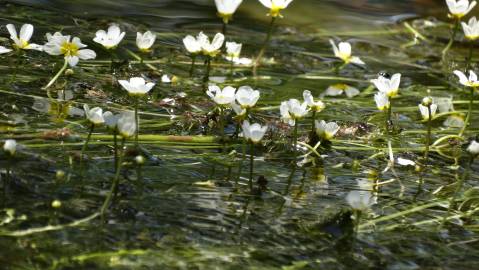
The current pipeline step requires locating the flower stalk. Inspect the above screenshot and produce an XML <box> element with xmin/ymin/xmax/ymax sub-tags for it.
<box><xmin>459</xmin><ymin>87</ymin><xmax>475</xmax><ymax>136</ymax></box>
<box><xmin>101</xmin><ymin>137</ymin><xmax>126</xmax><ymax>218</ymax></box>
<box><xmin>43</xmin><ymin>58</ymin><xmax>68</xmax><ymax>90</ymax></box>
<box><xmin>253</xmin><ymin>17</ymin><xmax>276</xmax><ymax>76</ymax></box>
<box><xmin>249</xmin><ymin>142</ymin><xmax>254</xmax><ymax>192</ymax></box>
<box><xmin>442</xmin><ymin>19</ymin><xmax>460</xmax><ymax>57</ymax></box>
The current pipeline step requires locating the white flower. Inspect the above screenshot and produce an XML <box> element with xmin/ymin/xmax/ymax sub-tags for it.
<box><xmin>303</xmin><ymin>90</ymin><xmax>325</xmax><ymax>112</ymax></box>
<box><xmin>453</xmin><ymin>70</ymin><xmax>479</xmax><ymax>87</ymax></box>
<box><xmin>374</xmin><ymin>92</ymin><xmax>390</xmax><ymax>111</ymax></box>
<box><xmin>117</xmin><ymin>111</ymin><xmax>136</xmax><ymax>138</ymax></box>
<box><xmin>280</xmin><ymin>99</ymin><xmax>309</xmax><ymax>126</ymax></box>
<box><xmin>183</xmin><ymin>35</ymin><xmax>202</xmax><ymax>54</ymax></box>
<box><xmin>207</xmin><ymin>85</ymin><xmax>236</xmax><ymax>105</ymax></box>
<box><xmin>462</xmin><ymin>16</ymin><xmax>479</xmax><ymax>40</ymax></box>
<box><xmin>258</xmin><ymin>0</ymin><xmax>294</xmax><ymax>17</ymax></box>
<box><xmin>227</xmin><ymin>56</ymin><xmax>253</xmax><ymax>66</ymax></box>
<box><xmin>197</xmin><ymin>32</ymin><xmax>224</xmax><ymax>57</ymax></box>
<box><xmin>93</xmin><ymin>24</ymin><xmax>125</xmax><ymax>49</ymax></box>
<box><xmin>136</xmin><ymin>31</ymin><xmax>156</xmax><ymax>52</ymax></box>
<box><xmin>446</xmin><ymin>0</ymin><xmax>477</xmax><ymax>19</ymax></box>
<box><xmin>226</xmin><ymin>41</ymin><xmax>242</xmax><ymax>60</ymax></box>
<box><xmin>329</xmin><ymin>39</ymin><xmax>364</xmax><ymax>65</ymax></box>
<box><xmin>236</xmin><ymin>86</ymin><xmax>260</xmax><ymax>108</ymax></box>
<box><xmin>43</xmin><ymin>33</ymin><xmax>96</xmax><ymax>67</ymax></box>
<box><xmin>230</xmin><ymin>102</ymin><xmax>247</xmax><ymax>116</ymax></box>
<box><xmin>419</xmin><ymin>104</ymin><xmax>438</xmax><ymax>120</ymax></box>
<box><xmin>161</xmin><ymin>74</ymin><xmax>172</xmax><ymax>83</ymax></box>
<box><xmin>103</xmin><ymin>111</ymin><xmax>121</xmax><ymax>130</ymax></box>
<box><xmin>321</xmin><ymin>84</ymin><xmax>360</xmax><ymax>98</ymax></box>
<box><xmin>118</xmin><ymin>77</ymin><xmax>155</xmax><ymax>97</ymax></box>
<box><xmin>346</xmin><ymin>189</ymin><xmax>375</xmax><ymax>211</ymax></box>
<box><xmin>215</xmin><ymin>0</ymin><xmax>243</xmax><ymax>23</ymax></box>
<box><xmin>315</xmin><ymin>120</ymin><xmax>339</xmax><ymax>140</ymax></box>
<box><xmin>371</xmin><ymin>73</ymin><xmax>401</xmax><ymax>97</ymax></box>
<box><xmin>242</xmin><ymin>120</ymin><xmax>268</xmax><ymax>143</ymax></box>
<box><xmin>467</xmin><ymin>140</ymin><xmax>479</xmax><ymax>155</ymax></box>
<box><xmin>83</xmin><ymin>104</ymin><xmax>105</xmax><ymax>125</ymax></box>
<box><xmin>397</xmin><ymin>157</ymin><xmax>416</xmax><ymax>166</ymax></box>
<box><xmin>0</xmin><ymin>46</ymin><xmax>12</xmax><ymax>54</ymax></box>
<box><xmin>3</xmin><ymin>139</ymin><xmax>17</xmax><ymax>155</ymax></box>
<box><xmin>6</xmin><ymin>24</ymin><xmax>42</xmax><ymax>51</ymax></box>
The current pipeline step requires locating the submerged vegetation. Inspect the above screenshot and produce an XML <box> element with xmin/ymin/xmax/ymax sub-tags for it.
<box><xmin>0</xmin><ymin>0</ymin><xmax>479</xmax><ymax>268</ymax></box>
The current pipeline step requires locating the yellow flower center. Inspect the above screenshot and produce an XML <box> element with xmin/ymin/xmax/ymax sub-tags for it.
<box><xmin>60</xmin><ymin>42</ymin><xmax>79</xmax><ymax>57</ymax></box>
<box><xmin>218</xmin><ymin>12</ymin><xmax>233</xmax><ymax>24</ymax></box>
<box><xmin>18</xmin><ymin>39</ymin><xmax>29</xmax><ymax>49</ymax></box>
<box><xmin>270</xmin><ymin>5</ymin><xmax>283</xmax><ymax>17</ymax></box>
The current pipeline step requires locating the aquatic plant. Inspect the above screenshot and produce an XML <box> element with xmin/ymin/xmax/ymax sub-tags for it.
<box><xmin>215</xmin><ymin>0</ymin><xmax>243</xmax><ymax>34</ymax></box>
<box><xmin>242</xmin><ymin>120</ymin><xmax>268</xmax><ymax>191</ymax></box>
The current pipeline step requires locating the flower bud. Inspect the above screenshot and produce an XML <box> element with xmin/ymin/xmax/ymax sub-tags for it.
<box><xmin>422</xmin><ymin>97</ymin><xmax>433</xmax><ymax>106</ymax></box>
<box><xmin>135</xmin><ymin>155</ymin><xmax>145</xmax><ymax>165</ymax></box>
<box><xmin>51</xmin><ymin>200</ymin><xmax>62</xmax><ymax>209</ymax></box>
<box><xmin>3</xmin><ymin>139</ymin><xmax>17</xmax><ymax>156</ymax></box>
<box><xmin>467</xmin><ymin>140</ymin><xmax>479</xmax><ymax>156</ymax></box>
<box><xmin>65</xmin><ymin>69</ymin><xmax>74</xmax><ymax>76</ymax></box>
<box><xmin>56</xmin><ymin>170</ymin><xmax>65</xmax><ymax>181</ymax></box>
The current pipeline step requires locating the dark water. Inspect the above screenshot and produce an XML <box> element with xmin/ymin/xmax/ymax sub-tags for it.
<box><xmin>0</xmin><ymin>0</ymin><xmax>478</xmax><ymax>269</ymax></box>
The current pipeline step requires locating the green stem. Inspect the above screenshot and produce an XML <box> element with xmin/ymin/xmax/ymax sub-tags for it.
<box><xmin>203</xmin><ymin>56</ymin><xmax>212</xmax><ymax>83</ymax></box>
<box><xmin>135</xmin><ymin>98</ymin><xmax>139</xmax><ymax>148</ymax></box>
<box><xmin>441</xmin><ymin>155</ymin><xmax>474</xmax><ymax>227</ymax></box>
<box><xmin>424</xmin><ymin>105</ymin><xmax>432</xmax><ymax>163</ymax></box>
<box><xmin>253</xmin><ymin>17</ymin><xmax>276</xmax><ymax>76</ymax></box>
<box><xmin>293</xmin><ymin>121</ymin><xmax>299</xmax><ymax>166</ymax></box>
<box><xmin>236</xmin><ymin>138</ymin><xmax>247</xmax><ymax>186</ymax></box>
<box><xmin>79</xmin><ymin>124</ymin><xmax>94</xmax><ymax>173</ymax></box>
<box><xmin>43</xmin><ymin>58</ymin><xmax>68</xmax><ymax>90</ymax></box>
<box><xmin>230</xmin><ymin>60</ymin><xmax>234</xmax><ymax>78</ymax></box>
<box><xmin>311</xmin><ymin>111</ymin><xmax>316</xmax><ymax>135</ymax></box>
<box><xmin>442</xmin><ymin>19</ymin><xmax>460</xmax><ymax>57</ymax></box>
<box><xmin>189</xmin><ymin>55</ymin><xmax>197</xmax><ymax>77</ymax></box>
<box><xmin>249</xmin><ymin>142</ymin><xmax>254</xmax><ymax>193</ymax></box>
<box><xmin>101</xmin><ymin>138</ymin><xmax>126</xmax><ymax>218</ymax></box>
<box><xmin>466</xmin><ymin>41</ymin><xmax>474</xmax><ymax>72</ymax></box>
<box><xmin>113</xmin><ymin>131</ymin><xmax>118</xmax><ymax>171</ymax></box>
<box><xmin>219</xmin><ymin>106</ymin><xmax>226</xmax><ymax>152</ymax></box>
<box><xmin>222</xmin><ymin>21</ymin><xmax>227</xmax><ymax>36</ymax></box>
<box><xmin>459</xmin><ymin>87</ymin><xmax>474</xmax><ymax>137</ymax></box>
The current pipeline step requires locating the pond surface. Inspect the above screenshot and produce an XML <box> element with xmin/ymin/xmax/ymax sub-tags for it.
<box><xmin>0</xmin><ymin>0</ymin><xmax>479</xmax><ymax>269</ymax></box>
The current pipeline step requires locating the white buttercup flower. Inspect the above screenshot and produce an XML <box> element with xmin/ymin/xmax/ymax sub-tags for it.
<box><xmin>197</xmin><ymin>32</ymin><xmax>224</xmax><ymax>57</ymax></box>
<box><xmin>453</xmin><ymin>70</ymin><xmax>479</xmax><ymax>87</ymax></box>
<box><xmin>83</xmin><ymin>104</ymin><xmax>105</xmax><ymax>125</ymax></box>
<box><xmin>6</xmin><ymin>24</ymin><xmax>42</xmax><ymax>51</ymax></box>
<box><xmin>117</xmin><ymin>111</ymin><xmax>136</xmax><ymax>138</ymax></box>
<box><xmin>236</xmin><ymin>86</ymin><xmax>260</xmax><ymax>108</ymax></box>
<box><xmin>467</xmin><ymin>140</ymin><xmax>479</xmax><ymax>155</ymax></box>
<box><xmin>119</xmin><ymin>77</ymin><xmax>155</xmax><ymax>97</ymax></box>
<box><xmin>446</xmin><ymin>0</ymin><xmax>476</xmax><ymax>19</ymax></box>
<box><xmin>242</xmin><ymin>120</ymin><xmax>268</xmax><ymax>143</ymax></box>
<box><xmin>3</xmin><ymin>139</ymin><xmax>17</xmax><ymax>156</ymax></box>
<box><xmin>315</xmin><ymin>120</ymin><xmax>339</xmax><ymax>140</ymax></box>
<box><xmin>462</xmin><ymin>16</ymin><xmax>479</xmax><ymax>40</ymax></box>
<box><xmin>322</xmin><ymin>84</ymin><xmax>360</xmax><ymax>98</ymax></box>
<box><xmin>346</xmin><ymin>189</ymin><xmax>375</xmax><ymax>211</ymax></box>
<box><xmin>258</xmin><ymin>0</ymin><xmax>294</xmax><ymax>17</ymax></box>
<box><xmin>183</xmin><ymin>35</ymin><xmax>202</xmax><ymax>54</ymax></box>
<box><xmin>43</xmin><ymin>33</ymin><xmax>96</xmax><ymax>67</ymax></box>
<box><xmin>207</xmin><ymin>85</ymin><xmax>236</xmax><ymax>105</ymax></box>
<box><xmin>0</xmin><ymin>46</ymin><xmax>12</xmax><ymax>54</ymax></box>
<box><xmin>280</xmin><ymin>99</ymin><xmax>308</xmax><ymax>126</ymax></box>
<box><xmin>226</xmin><ymin>42</ymin><xmax>242</xmax><ymax>60</ymax></box>
<box><xmin>329</xmin><ymin>39</ymin><xmax>364</xmax><ymax>65</ymax></box>
<box><xmin>93</xmin><ymin>24</ymin><xmax>125</xmax><ymax>49</ymax></box>
<box><xmin>371</xmin><ymin>73</ymin><xmax>401</xmax><ymax>97</ymax></box>
<box><xmin>136</xmin><ymin>31</ymin><xmax>156</xmax><ymax>52</ymax></box>
<box><xmin>374</xmin><ymin>92</ymin><xmax>390</xmax><ymax>111</ymax></box>
<box><xmin>419</xmin><ymin>103</ymin><xmax>438</xmax><ymax>120</ymax></box>
<box><xmin>103</xmin><ymin>111</ymin><xmax>121</xmax><ymax>130</ymax></box>
<box><xmin>230</xmin><ymin>102</ymin><xmax>247</xmax><ymax>117</ymax></box>
<box><xmin>215</xmin><ymin>0</ymin><xmax>243</xmax><ymax>23</ymax></box>
<box><xmin>303</xmin><ymin>90</ymin><xmax>325</xmax><ymax>112</ymax></box>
